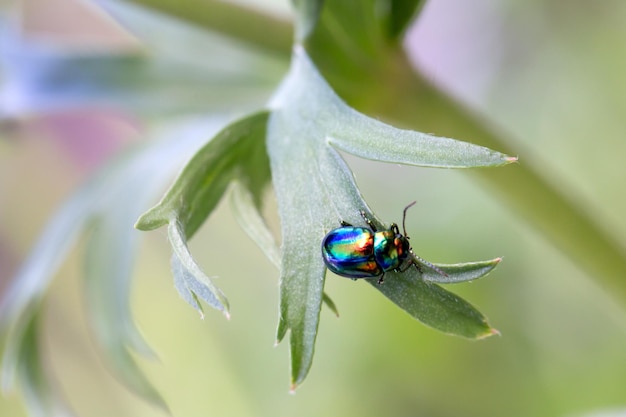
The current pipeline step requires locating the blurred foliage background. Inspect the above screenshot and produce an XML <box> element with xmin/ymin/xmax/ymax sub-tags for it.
<box><xmin>1</xmin><ymin>0</ymin><xmax>626</xmax><ymax>417</ymax></box>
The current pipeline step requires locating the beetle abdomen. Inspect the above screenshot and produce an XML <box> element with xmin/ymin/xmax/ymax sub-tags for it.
<box><xmin>321</xmin><ymin>227</ymin><xmax>382</xmax><ymax>278</ymax></box>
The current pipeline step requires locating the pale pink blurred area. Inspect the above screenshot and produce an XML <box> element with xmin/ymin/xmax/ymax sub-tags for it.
<box><xmin>0</xmin><ymin>110</ymin><xmax>140</xmax><ymax>289</ymax></box>
<box><xmin>2</xmin><ymin>0</ymin><xmax>143</xmax><ymax>168</ymax></box>
<box><xmin>25</xmin><ymin>110</ymin><xmax>141</xmax><ymax>170</ymax></box>
<box><xmin>19</xmin><ymin>0</ymin><xmax>138</xmax><ymax>50</ymax></box>
<box><xmin>404</xmin><ymin>0</ymin><xmax>506</xmax><ymax>108</ymax></box>
<box><xmin>0</xmin><ymin>0</ymin><xmax>143</xmax><ymax>292</ymax></box>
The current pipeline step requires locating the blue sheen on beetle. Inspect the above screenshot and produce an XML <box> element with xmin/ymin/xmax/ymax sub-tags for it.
<box><xmin>322</xmin><ymin>203</ymin><xmax>419</xmax><ymax>284</ymax></box>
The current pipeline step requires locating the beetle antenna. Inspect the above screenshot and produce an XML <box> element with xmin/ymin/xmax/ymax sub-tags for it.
<box><xmin>402</xmin><ymin>201</ymin><xmax>417</xmax><ymax>236</ymax></box>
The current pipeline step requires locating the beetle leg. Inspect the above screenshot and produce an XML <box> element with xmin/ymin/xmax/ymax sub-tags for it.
<box><xmin>360</xmin><ymin>210</ymin><xmax>377</xmax><ymax>232</ymax></box>
<box><xmin>340</xmin><ymin>220</ymin><xmax>352</xmax><ymax>227</ymax></box>
<box><xmin>377</xmin><ymin>273</ymin><xmax>385</xmax><ymax>285</ymax></box>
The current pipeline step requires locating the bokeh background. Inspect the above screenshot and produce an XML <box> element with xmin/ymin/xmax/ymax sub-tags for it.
<box><xmin>1</xmin><ymin>0</ymin><xmax>626</xmax><ymax>416</ymax></box>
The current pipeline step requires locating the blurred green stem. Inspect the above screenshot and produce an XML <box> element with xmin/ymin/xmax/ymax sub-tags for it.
<box><xmin>124</xmin><ymin>0</ymin><xmax>626</xmax><ymax>298</ymax></box>
<box><xmin>365</xmin><ymin>50</ymin><xmax>626</xmax><ymax>299</ymax></box>
<box><xmin>126</xmin><ymin>0</ymin><xmax>292</xmax><ymax>55</ymax></box>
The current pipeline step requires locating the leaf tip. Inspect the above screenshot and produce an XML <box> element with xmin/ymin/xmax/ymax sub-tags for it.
<box><xmin>478</xmin><ymin>326</ymin><xmax>501</xmax><ymax>339</ymax></box>
<box><xmin>134</xmin><ymin>208</ymin><xmax>169</xmax><ymax>231</ymax></box>
<box><xmin>289</xmin><ymin>383</ymin><xmax>298</xmax><ymax>394</ymax></box>
<box><xmin>223</xmin><ymin>310</ymin><xmax>231</xmax><ymax>320</ymax></box>
<box><xmin>505</xmin><ymin>156</ymin><xmax>519</xmax><ymax>164</ymax></box>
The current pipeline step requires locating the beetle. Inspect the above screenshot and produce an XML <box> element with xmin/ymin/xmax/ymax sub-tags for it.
<box><xmin>321</xmin><ymin>202</ymin><xmax>446</xmax><ymax>284</ymax></box>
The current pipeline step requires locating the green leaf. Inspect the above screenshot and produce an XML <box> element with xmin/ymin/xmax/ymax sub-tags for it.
<box><xmin>368</xmin><ymin>269</ymin><xmax>497</xmax><ymax>339</ymax></box>
<box><xmin>114</xmin><ymin>0</ymin><xmax>626</xmax><ymax>318</ymax></box>
<box><xmin>421</xmin><ymin>258</ymin><xmax>502</xmax><ymax>284</ymax></box>
<box><xmin>268</xmin><ymin>47</ymin><xmax>508</xmax><ymax>389</ymax></box>
<box><xmin>368</xmin><ymin>258</ymin><xmax>503</xmax><ymax>338</ymax></box>
<box><xmin>230</xmin><ymin>181</ymin><xmax>280</xmax><ymax>268</ymax></box>
<box><xmin>327</xmin><ymin>111</ymin><xmax>514</xmax><ymax>168</ymax></box>
<box><xmin>230</xmin><ymin>181</ymin><xmax>340</xmax><ymax>316</ymax></box>
<box><xmin>169</xmin><ymin>221</ymin><xmax>230</xmax><ymax>318</ymax></box>
<box><xmin>136</xmin><ymin>112</ymin><xmax>270</xmax><ymax>238</ymax></box>
<box><xmin>136</xmin><ymin>112</ymin><xmax>271</xmax><ymax>317</ymax></box>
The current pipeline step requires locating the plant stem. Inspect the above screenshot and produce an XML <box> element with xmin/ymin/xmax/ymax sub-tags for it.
<box><xmin>368</xmin><ymin>50</ymin><xmax>626</xmax><ymax>301</ymax></box>
<box><xmin>125</xmin><ymin>0</ymin><xmax>293</xmax><ymax>56</ymax></box>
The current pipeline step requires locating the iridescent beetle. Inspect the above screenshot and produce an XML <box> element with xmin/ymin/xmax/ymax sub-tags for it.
<box><xmin>321</xmin><ymin>202</ymin><xmax>447</xmax><ymax>284</ymax></box>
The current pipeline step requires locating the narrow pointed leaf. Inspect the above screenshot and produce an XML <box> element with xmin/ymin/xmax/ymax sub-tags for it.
<box><xmin>136</xmin><ymin>113</ymin><xmax>270</xmax><ymax>318</ymax></box>
<box><xmin>230</xmin><ymin>181</ymin><xmax>340</xmax><ymax>315</ymax></box>
<box><xmin>268</xmin><ymin>48</ymin><xmax>506</xmax><ymax>388</ymax></box>
<box><xmin>421</xmin><ymin>258</ymin><xmax>502</xmax><ymax>284</ymax></box>
<box><xmin>136</xmin><ymin>112</ymin><xmax>270</xmax><ymax>238</ymax></box>
<box><xmin>169</xmin><ymin>221</ymin><xmax>230</xmax><ymax>318</ymax></box>
<box><xmin>13</xmin><ymin>313</ymin><xmax>74</xmax><ymax>417</ymax></box>
<box><xmin>230</xmin><ymin>181</ymin><xmax>280</xmax><ymax>268</ymax></box>
<box><xmin>279</xmin><ymin>49</ymin><xmax>513</xmax><ymax>168</ymax></box>
<box><xmin>369</xmin><ymin>269</ymin><xmax>497</xmax><ymax>338</ymax></box>
<box><xmin>328</xmin><ymin>120</ymin><xmax>515</xmax><ymax>167</ymax></box>
<box><xmin>85</xmin><ymin>214</ymin><xmax>168</xmax><ymax>410</ymax></box>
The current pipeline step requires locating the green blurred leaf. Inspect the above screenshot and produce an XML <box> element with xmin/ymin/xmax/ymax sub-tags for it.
<box><xmin>374</xmin><ymin>70</ymin><xmax>626</xmax><ymax>308</ymax></box>
<box><xmin>386</xmin><ymin>0</ymin><xmax>425</xmax><ymax>40</ymax></box>
<box><xmin>268</xmin><ymin>47</ymin><xmax>507</xmax><ymax>388</ymax></box>
<box><xmin>291</xmin><ymin>0</ymin><xmax>323</xmax><ymax>42</ymax></box>
<box><xmin>0</xmin><ymin>178</ymin><xmax>107</xmax><ymax>414</ymax></box>
<box><xmin>118</xmin><ymin>0</ymin><xmax>292</xmax><ymax>55</ymax></box>
<box><xmin>81</xmin><ymin>119</ymin><xmax>223</xmax><ymax>409</ymax></box>
<box><xmin>8</xmin><ymin>312</ymin><xmax>73</xmax><ymax>417</ymax></box>
<box><xmin>0</xmin><ymin>116</ymin><xmax>225</xmax><ymax>414</ymax></box>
